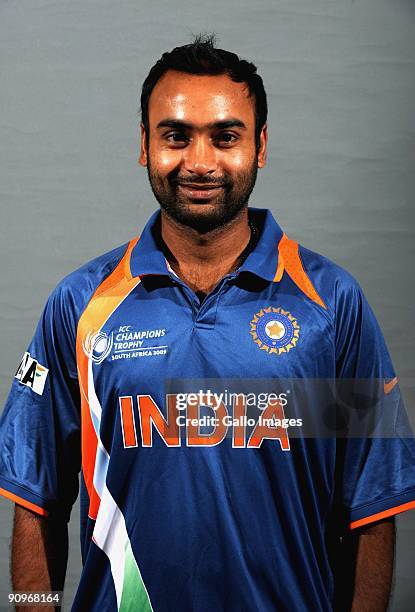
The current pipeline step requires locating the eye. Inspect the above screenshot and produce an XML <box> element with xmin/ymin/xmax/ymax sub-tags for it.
<box><xmin>164</xmin><ymin>131</ymin><xmax>189</xmax><ymax>146</ymax></box>
<box><xmin>215</xmin><ymin>132</ymin><xmax>238</xmax><ymax>147</ymax></box>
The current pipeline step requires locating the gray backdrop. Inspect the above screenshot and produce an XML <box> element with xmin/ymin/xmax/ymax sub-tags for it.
<box><xmin>1</xmin><ymin>0</ymin><xmax>414</xmax><ymax>609</ymax></box>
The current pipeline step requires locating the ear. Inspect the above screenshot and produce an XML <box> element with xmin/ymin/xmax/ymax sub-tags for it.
<box><xmin>257</xmin><ymin>124</ymin><xmax>267</xmax><ymax>168</ymax></box>
<box><xmin>139</xmin><ymin>122</ymin><xmax>148</xmax><ymax>167</ymax></box>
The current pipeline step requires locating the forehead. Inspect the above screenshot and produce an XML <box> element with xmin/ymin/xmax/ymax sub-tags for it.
<box><xmin>148</xmin><ymin>70</ymin><xmax>255</xmax><ymax>128</ymax></box>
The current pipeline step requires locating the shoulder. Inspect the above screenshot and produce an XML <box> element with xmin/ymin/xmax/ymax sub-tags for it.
<box><xmin>297</xmin><ymin>243</ymin><xmax>364</xmax><ymax>315</ymax></box>
<box><xmin>43</xmin><ymin>240</ymin><xmax>134</xmax><ymax>323</ymax></box>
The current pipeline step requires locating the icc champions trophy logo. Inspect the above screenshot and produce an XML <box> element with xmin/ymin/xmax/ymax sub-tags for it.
<box><xmin>82</xmin><ymin>330</ymin><xmax>114</xmax><ymax>364</ymax></box>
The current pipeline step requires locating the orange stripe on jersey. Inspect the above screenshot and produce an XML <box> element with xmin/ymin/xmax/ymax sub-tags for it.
<box><xmin>278</xmin><ymin>234</ymin><xmax>326</xmax><ymax>309</ymax></box>
<box><xmin>273</xmin><ymin>254</ymin><xmax>284</xmax><ymax>282</ymax></box>
<box><xmin>119</xmin><ymin>396</ymin><xmax>138</xmax><ymax>448</ymax></box>
<box><xmin>76</xmin><ymin>237</ymin><xmax>140</xmax><ymax>520</ymax></box>
<box><xmin>0</xmin><ymin>486</ymin><xmax>49</xmax><ymax>517</ymax></box>
<box><xmin>350</xmin><ymin>500</ymin><xmax>415</xmax><ymax>529</ymax></box>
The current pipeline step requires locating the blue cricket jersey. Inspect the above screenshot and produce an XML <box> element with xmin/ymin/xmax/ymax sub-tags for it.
<box><xmin>1</xmin><ymin>207</ymin><xmax>415</xmax><ymax>611</ymax></box>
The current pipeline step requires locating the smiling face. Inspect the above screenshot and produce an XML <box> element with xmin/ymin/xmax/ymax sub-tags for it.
<box><xmin>139</xmin><ymin>70</ymin><xmax>267</xmax><ymax>233</ymax></box>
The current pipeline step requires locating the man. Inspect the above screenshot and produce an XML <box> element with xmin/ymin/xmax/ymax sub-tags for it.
<box><xmin>1</xmin><ymin>34</ymin><xmax>415</xmax><ymax>612</ymax></box>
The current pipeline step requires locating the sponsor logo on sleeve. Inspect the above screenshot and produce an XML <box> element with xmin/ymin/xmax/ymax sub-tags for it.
<box><xmin>384</xmin><ymin>377</ymin><xmax>398</xmax><ymax>395</ymax></box>
<box><xmin>15</xmin><ymin>352</ymin><xmax>49</xmax><ymax>395</ymax></box>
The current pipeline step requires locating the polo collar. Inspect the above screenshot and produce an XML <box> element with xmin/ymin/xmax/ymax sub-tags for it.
<box><xmin>238</xmin><ymin>208</ymin><xmax>283</xmax><ymax>281</ymax></box>
<box><xmin>129</xmin><ymin>209</ymin><xmax>170</xmax><ymax>277</ymax></box>
<box><xmin>129</xmin><ymin>207</ymin><xmax>283</xmax><ymax>282</ymax></box>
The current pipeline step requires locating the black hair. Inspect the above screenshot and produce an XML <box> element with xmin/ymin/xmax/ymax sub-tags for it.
<box><xmin>140</xmin><ymin>33</ymin><xmax>267</xmax><ymax>151</ymax></box>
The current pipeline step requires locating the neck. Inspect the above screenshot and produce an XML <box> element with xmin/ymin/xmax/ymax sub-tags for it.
<box><xmin>160</xmin><ymin>208</ymin><xmax>251</xmax><ymax>295</ymax></box>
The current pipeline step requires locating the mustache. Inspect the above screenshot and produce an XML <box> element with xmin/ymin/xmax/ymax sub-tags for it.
<box><xmin>171</xmin><ymin>175</ymin><xmax>230</xmax><ymax>187</ymax></box>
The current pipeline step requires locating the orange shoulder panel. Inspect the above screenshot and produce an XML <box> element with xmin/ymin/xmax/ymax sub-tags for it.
<box><xmin>277</xmin><ymin>234</ymin><xmax>326</xmax><ymax>309</ymax></box>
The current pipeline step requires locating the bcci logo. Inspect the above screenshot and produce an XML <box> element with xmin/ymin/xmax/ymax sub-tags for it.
<box><xmin>82</xmin><ymin>330</ymin><xmax>113</xmax><ymax>364</ymax></box>
<box><xmin>250</xmin><ymin>307</ymin><xmax>300</xmax><ymax>355</ymax></box>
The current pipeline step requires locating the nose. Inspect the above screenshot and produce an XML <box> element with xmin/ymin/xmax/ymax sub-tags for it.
<box><xmin>182</xmin><ymin>135</ymin><xmax>217</xmax><ymax>175</ymax></box>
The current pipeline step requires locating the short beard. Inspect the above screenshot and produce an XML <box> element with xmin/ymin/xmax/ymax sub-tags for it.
<box><xmin>146</xmin><ymin>156</ymin><xmax>258</xmax><ymax>234</ymax></box>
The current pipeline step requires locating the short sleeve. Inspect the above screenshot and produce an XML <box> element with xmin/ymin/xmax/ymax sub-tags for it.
<box><xmin>335</xmin><ymin>278</ymin><xmax>415</xmax><ymax>529</ymax></box>
<box><xmin>0</xmin><ymin>283</ymin><xmax>81</xmax><ymax>522</ymax></box>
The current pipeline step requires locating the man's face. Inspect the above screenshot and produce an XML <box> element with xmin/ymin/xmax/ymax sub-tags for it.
<box><xmin>139</xmin><ymin>70</ymin><xmax>267</xmax><ymax>233</ymax></box>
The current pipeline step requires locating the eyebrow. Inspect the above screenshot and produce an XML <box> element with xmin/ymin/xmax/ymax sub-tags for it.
<box><xmin>156</xmin><ymin>118</ymin><xmax>247</xmax><ymax>130</ymax></box>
